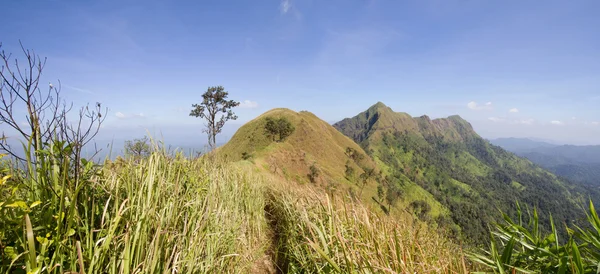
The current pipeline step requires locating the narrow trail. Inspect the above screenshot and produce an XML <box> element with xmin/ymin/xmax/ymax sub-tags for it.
<box><xmin>251</xmin><ymin>197</ymin><xmax>283</xmax><ymax>274</ymax></box>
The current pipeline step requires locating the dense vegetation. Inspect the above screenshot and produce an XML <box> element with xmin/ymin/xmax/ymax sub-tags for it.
<box><xmin>334</xmin><ymin>102</ymin><xmax>599</xmax><ymax>245</ymax></box>
<box><xmin>471</xmin><ymin>201</ymin><xmax>600</xmax><ymax>273</ymax></box>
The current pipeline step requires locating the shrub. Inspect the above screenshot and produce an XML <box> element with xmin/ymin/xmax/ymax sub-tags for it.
<box><xmin>308</xmin><ymin>162</ymin><xmax>320</xmax><ymax>183</ymax></box>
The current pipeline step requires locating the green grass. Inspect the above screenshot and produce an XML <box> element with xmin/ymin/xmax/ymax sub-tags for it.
<box><xmin>1</xmin><ymin>151</ymin><xmax>269</xmax><ymax>273</ymax></box>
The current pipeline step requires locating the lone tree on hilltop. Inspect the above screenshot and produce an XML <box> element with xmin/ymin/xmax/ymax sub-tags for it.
<box><xmin>264</xmin><ymin>117</ymin><xmax>295</xmax><ymax>142</ymax></box>
<box><xmin>190</xmin><ymin>86</ymin><xmax>239</xmax><ymax>150</ymax></box>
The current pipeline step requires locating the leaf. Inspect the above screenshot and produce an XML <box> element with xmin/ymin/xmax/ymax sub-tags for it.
<box><xmin>27</xmin><ymin>267</ymin><xmax>41</xmax><ymax>274</ymax></box>
<box><xmin>30</xmin><ymin>201</ymin><xmax>42</xmax><ymax>208</ymax></box>
<box><xmin>572</xmin><ymin>242</ymin><xmax>584</xmax><ymax>274</ymax></box>
<box><xmin>67</xmin><ymin>228</ymin><xmax>76</xmax><ymax>237</ymax></box>
<box><xmin>500</xmin><ymin>237</ymin><xmax>516</xmax><ymax>265</ymax></box>
<box><xmin>4</xmin><ymin>246</ymin><xmax>18</xmax><ymax>260</ymax></box>
<box><xmin>6</xmin><ymin>201</ymin><xmax>27</xmax><ymax>209</ymax></box>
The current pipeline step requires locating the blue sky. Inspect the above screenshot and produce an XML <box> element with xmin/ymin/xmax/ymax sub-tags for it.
<box><xmin>1</xmin><ymin>0</ymin><xmax>600</xmax><ymax>146</ymax></box>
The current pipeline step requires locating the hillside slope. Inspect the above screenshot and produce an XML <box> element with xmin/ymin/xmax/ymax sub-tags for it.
<box><xmin>334</xmin><ymin>102</ymin><xmax>596</xmax><ymax>244</ymax></box>
<box><xmin>219</xmin><ymin>108</ymin><xmax>377</xmax><ymax>191</ymax></box>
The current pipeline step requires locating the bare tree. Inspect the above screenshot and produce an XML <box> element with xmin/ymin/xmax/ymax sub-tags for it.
<box><xmin>189</xmin><ymin>86</ymin><xmax>239</xmax><ymax>150</ymax></box>
<box><xmin>0</xmin><ymin>42</ymin><xmax>105</xmax><ymax>181</ymax></box>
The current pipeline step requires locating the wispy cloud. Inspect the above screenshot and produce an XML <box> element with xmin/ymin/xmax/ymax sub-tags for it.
<box><xmin>488</xmin><ymin>117</ymin><xmax>504</xmax><ymax>122</ymax></box>
<box><xmin>467</xmin><ymin>101</ymin><xmax>493</xmax><ymax>111</ymax></box>
<box><xmin>239</xmin><ymin>100</ymin><xmax>259</xmax><ymax>109</ymax></box>
<box><xmin>592</xmin><ymin>122</ymin><xmax>599</xmax><ymax>126</ymax></box>
<box><xmin>280</xmin><ymin>0</ymin><xmax>292</xmax><ymax>14</ymax></box>
<box><xmin>509</xmin><ymin>108</ymin><xmax>519</xmax><ymax>113</ymax></box>
<box><xmin>64</xmin><ymin>84</ymin><xmax>95</xmax><ymax>94</ymax></box>
<box><xmin>115</xmin><ymin>111</ymin><xmax>145</xmax><ymax>119</ymax></box>
<box><xmin>550</xmin><ymin>120</ymin><xmax>563</xmax><ymax>125</ymax></box>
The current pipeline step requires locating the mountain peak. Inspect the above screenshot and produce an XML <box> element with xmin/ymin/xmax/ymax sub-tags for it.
<box><xmin>367</xmin><ymin>101</ymin><xmax>392</xmax><ymax>113</ymax></box>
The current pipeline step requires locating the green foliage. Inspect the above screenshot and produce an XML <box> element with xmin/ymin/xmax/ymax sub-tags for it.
<box><xmin>124</xmin><ymin>136</ymin><xmax>151</xmax><ymax>161</ymax></box>
<box><xmin>190</xmin><ymin>86</ymin><xmax>240</xmax><ymax>150</ymax></box>
<box><xmin>264</xmin><ymin>117</ymin><xmax>295</xmax><ymax>142</ymax></box>
<box><xmin>344</xmin><ymin>160</ymin><xmax>355</xmax><ymax>180</ymax></box>
<box><xmin>409</xmin><ymin>200</ymin><xmax>431</xmax><ymax>221</ymax></box>
<box><xmin>308</xmin><ymin>162</ymin><xmax>320</xmax><ymax>183</ymax></box>
<box><xmin>358</xmin><ymin>167</ymin><xmax>375</xmax><ymax>196</ymax></box>
<box><xmin>470</xmin><ymin>201</ymin><xmax>600</xmax><ymax>273</ymax></box>
<box><xmin>345</xmin><ymin>147</ymin><xmax>364</xmax><ymax>163</ymax></box>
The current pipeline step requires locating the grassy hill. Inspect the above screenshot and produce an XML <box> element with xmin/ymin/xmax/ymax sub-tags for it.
<box><xmin>218</xmin><ymin>108</ymin><xmax>378</xmax><ymax>194</ymax></box>
<box><xmin>334</xmin><ymin>102</ymin><xmax>597</xmax><ymax>245</ymax></box>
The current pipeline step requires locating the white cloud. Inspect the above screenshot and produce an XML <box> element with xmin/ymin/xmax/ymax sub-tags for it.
<box><xmin>280</xmin><ymin>0</ymin><xmax>291</xmax><ymax>14</ymax></box>
<box><xmin>467</xmin><ymin>101</ymin><xmax>493</xmax><ymax>111</ymax></box>
<box><xmin>239</xmin><ymin>100</ymin><xmax>259</xmax><ymax>109</ymax></box>
<box><xmin>517</xmin><ymin>119</ymin><xmax>535</xmax><ymax>125</ymax></box>
<box><xmin>115</xmin><ymin>111</ymin><xmax>145</xmax><ymax>119</ymax></box>
<box><xmin>550</xmin><ymin>120</ymin><xmax>563</xmax><ymax>125</ymax></box>
<box><xmin>592</xmin><ymin>122</ymin><xmax>599</xmax><ymax>126</ymax></box>
<box><xmin>488</xmin><ymin>116</ymin><xmax>535</xmax><ymax>125</ymax></box>
<box><xmin>509</xmin><ymin>108</ymin><xmax>519</xmax><ymax>113</ymax></box>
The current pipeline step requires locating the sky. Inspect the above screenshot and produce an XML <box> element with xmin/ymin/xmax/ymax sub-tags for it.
<box><xmin>1</xmin><ymin>0</ymin><xmax>599</xmax><ymax>147</ymax></box>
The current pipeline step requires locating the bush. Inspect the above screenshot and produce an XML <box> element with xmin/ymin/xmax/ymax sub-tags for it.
<box><xmin>308</xmin><ymin>163</ymin><xmax>320</xmax><ymax>183</ymax></box>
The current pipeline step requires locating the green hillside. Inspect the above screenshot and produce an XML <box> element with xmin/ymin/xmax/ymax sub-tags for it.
<box><xmin>334</xmin><ymin>102</ymin><xmax>595</xmax><ymax>245</ymax></box>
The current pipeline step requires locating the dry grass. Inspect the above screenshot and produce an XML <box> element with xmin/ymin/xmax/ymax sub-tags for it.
<box><xmin>264</xmin><ymin>176</ymin><xmax>469</xmax><ymax>273</ymax></box>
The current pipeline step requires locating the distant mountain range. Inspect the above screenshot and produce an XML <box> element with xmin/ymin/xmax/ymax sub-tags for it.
<box><xmin>490</xmin><ymin>138</ymin><xmax>600</xmax><ymax>186</ymax></box>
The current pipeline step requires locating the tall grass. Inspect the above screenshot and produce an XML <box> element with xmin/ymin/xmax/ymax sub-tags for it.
<box><xmin>1</xmin><ymin>150</ymin><xmax>268</xmax><ymax>273</ymax></box>
<box><xmin>1</xmin><ymin>143</ymin><xmax>470</xmax><ymax>273</ymax></box>
<box><xmin>469</xmin><ymin>201</ymin><xmax>600</xmax><ymax>273</ymax></box>
<box><xmin>265</xmin><ymin>180</ymin><xmax>468</xmax><ymax>273</ymax></box>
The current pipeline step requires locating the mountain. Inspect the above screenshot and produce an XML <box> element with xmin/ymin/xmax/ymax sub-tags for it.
<box><xmin>218</xmin><ymin>108</ymin><xmax>378</xmax><ymax>191</ymax></box>
<box><xmin>491</xmin><ymin>138</ymin><xmax>600</xmax><ymax>186</ymax></box>
<box><xmin>334</xmin><ymin>102</ymin><xmax>597</xmax><ymax>245</ymax></box>
<box><xmin>489</xmin><ymin>137</ymin><xmax>558</xmax><ymax>153</ymax></box>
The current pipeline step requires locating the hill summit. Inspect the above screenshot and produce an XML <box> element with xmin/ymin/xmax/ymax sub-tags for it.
<box><xmin>219</xmin><ymin>108</ymin><xmax>376</xmax><ymax>188</ymax></box>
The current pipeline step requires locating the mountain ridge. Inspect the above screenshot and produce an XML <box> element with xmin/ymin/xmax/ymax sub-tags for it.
<box><xmin>334</xmin><ymin>102</ymin><xmax>597</xmax><ymax>244</ymax></box>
